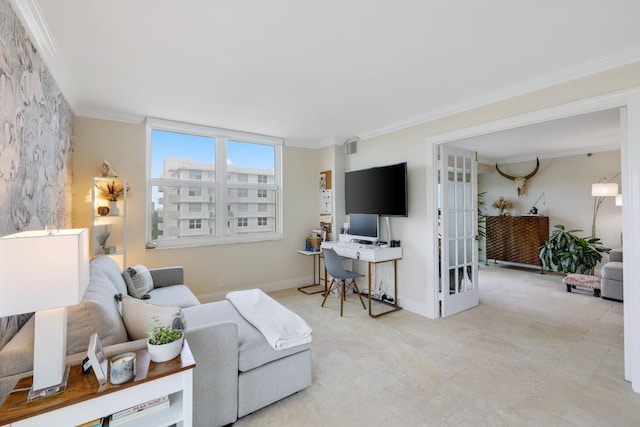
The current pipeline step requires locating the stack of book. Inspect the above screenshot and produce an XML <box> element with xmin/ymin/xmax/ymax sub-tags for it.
<box><xmin>110</xmin><ymin>395</ymin><xmax>169</xmax><ymax>426</ymax></box>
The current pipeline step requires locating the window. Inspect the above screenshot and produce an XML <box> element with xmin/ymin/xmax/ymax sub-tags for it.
<box><xmin>148</xmin><ymin>119</ymin><xmax>282</xmax><ymax>248</ymax></box>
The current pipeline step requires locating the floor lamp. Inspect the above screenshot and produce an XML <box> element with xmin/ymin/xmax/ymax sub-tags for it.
<box><xmin>591</xmin><ymin>173</ymin><xmax>620</xmax><ymax>239</ymax></box>
<box><xmin>0</xmin><ymin>228</ymin><xmax>89</xmax><ymax>401</ymax></box>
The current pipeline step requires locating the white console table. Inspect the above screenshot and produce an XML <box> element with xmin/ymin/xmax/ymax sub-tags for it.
<box><xmin>0</xmin><ymin>341</ymin><xmax>195</xmax><ymax>427</ymax></box>
<box><xmin>321</xmin><ymin>241</ymin><xmax>402</xmax><ymax>317</ymax></box>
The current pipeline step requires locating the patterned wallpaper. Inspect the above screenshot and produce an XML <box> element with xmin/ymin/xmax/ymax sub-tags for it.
<box><xmin>0</xmin><ymin>0</ymin><xmax>75</xmax><ymax>349</ymax></box>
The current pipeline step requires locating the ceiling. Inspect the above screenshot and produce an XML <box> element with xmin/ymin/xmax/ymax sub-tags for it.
<box><xmin>448</xmin><ymin>108</ymin><xmax>622</xmax><ymax>164</ymax></box>
<box><xmin>12</xmin><ymin>1</ymin><xmax>640</xmax><ymax>155</ymax></box>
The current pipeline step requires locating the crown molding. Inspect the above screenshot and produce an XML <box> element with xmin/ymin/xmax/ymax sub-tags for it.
<box><xmin>359</xmin><ymin>46</ymin><xmax>640</xmax><ymax>141</ymax></box>
<box><xmin>10</xmin><ymin>0</ymin><xmax>79</xmax><ymax>110</ymax></box>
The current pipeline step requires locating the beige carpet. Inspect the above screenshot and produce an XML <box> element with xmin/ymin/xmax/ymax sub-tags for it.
<box><xmin>234</xmin><ymin>264</ymin><xmax>640</xmax><ymax>426</ymax></box>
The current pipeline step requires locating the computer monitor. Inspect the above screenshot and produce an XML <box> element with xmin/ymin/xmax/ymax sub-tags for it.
<box><xmin>348</xmin><ymin>214</ymin><xmax>378</xmax><ymax>244</ymax></box>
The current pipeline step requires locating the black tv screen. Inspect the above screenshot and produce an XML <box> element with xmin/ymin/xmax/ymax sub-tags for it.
<box><xmin>345</xmin><ymin>162</ymin><xmax>408</xmax><ymax>216</ymax></box>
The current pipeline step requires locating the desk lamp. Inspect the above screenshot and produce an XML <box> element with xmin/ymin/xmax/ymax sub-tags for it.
<box><xmin>0</xmin><ymin>228</ymin><xmax>89</xmax><ymax>401</ymax></box>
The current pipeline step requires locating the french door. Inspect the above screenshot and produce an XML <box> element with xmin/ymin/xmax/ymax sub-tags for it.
<box><xmin>438</xmin><ymin>145</ymin><xmax>479</xmax><ymax>317</ymax></box>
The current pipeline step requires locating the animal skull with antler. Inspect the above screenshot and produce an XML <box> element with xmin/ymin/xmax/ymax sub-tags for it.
<box><xmin>495</xmin><ymin>158</ymin><xmax>539</xmax><ymax>198</ymax></box>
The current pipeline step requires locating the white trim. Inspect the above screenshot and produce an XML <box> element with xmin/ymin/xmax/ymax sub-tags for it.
<box><xmin>10</xmin><ymin>0</ymin><xmax>78</xmax><ymax>109</ymax></box>
<box><xmin>197</xmin><ymin>277</ymin><xmax>308</xmax><ymax>304</ymax></box>
<box><xmin>424</xmin><ymin>85</ymin><xmax>640</xmax><ymax>392</ymax></box>
<box><xmin>361</xmin><ymin>47</ymin><xmax>640</xmax><ymax>141</ymax></box>
<box><xmin>146</xmin><ymin>118</ymin><xmax>284</xmax><ymax>145</ymax></box>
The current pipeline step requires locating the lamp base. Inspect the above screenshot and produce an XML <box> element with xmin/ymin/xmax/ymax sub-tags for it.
<box><xmin>27</xmin><ymin>364</ymin><xmax>70</xmax><ymax>402</ymax></box>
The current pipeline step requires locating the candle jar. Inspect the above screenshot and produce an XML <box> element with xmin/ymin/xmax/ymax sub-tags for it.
<box><xmin>109</xmin><ymin>352</ymin><xmax>136</xmax><ymax>384</ymax></box>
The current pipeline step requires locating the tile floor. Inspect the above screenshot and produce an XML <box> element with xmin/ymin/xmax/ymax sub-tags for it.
<box><xmin>234</xmin><ymin>264</ymin><xmax>640</xmax><ymax>426</ymax></box>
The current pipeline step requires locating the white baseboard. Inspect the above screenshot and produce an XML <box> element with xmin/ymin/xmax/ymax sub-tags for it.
<box><xmin>197</xmin><ymin>275</ymin><xmax>313</xmax><ymax>303</ymax></box>
<box><xmin>396</xmin><ymin>295</ymin><xmax>432</xmax><ymax>318</ymax></box>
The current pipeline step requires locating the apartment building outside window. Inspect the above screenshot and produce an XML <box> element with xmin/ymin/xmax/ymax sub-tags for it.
<box><xmin>148</xmin><ymin>119</ymin><xmax>283</xmax><ymax>248</ymax></box>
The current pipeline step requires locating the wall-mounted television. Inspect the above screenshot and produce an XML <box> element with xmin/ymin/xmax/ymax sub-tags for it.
<box><xmin>345</xmin><ymin>162</ymin><xmax>408</xmax><ymax>216</ymax></box>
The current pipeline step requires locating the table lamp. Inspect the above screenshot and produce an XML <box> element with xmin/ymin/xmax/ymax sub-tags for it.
<box><xmin>0</xmin><ymin>228</ymin><xmax>89</xmax><ymax>401</ymax></box>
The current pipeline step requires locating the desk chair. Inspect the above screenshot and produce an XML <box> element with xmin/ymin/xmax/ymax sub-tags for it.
<box><xmin>321</xmin><ymin>248</ymin><xmax>367</xmax><ymax>316</ymax></box>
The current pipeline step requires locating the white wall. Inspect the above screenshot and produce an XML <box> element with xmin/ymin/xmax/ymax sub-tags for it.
<box><xmin>72</xmin><ymin>117</ymin><xmax>318</xmax><ymax>301</ymax></box>
<box><xmin>479</xmin><ymin>150</ymin><xmax>623</xmax><ymax>268</ymax></box>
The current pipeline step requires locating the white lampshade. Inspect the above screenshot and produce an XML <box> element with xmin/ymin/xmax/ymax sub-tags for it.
<box><xmin>591</xmin><ymin>182</ymin><xmax>618</xmax><ymax>197</ymax></box>
<box><xmin>616</xmin><ymin>194</ymin><xmax>623</xmax><ymax>206</ymax></box>
<box><xmin>0</xmin><ymin>228</ymin><xmax>89</xmax><ymax>400</ymax></box>
<box><xmin>0</xmin><ymin>228</ymin><xmax>89</xmax><ymax>316</ymax></box>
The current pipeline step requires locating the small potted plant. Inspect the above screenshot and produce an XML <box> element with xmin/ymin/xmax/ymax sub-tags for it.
<box><xmin>492</xmin><ymin>196</ymin><xmax>512</xmax><ymax>216</ymax></box>
<box><xmin>147</xmin><ymin>323</ymin><xmax>184</xmax><ymax>363</ymax></box>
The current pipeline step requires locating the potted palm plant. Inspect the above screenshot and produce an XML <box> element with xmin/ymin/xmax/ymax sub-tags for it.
<box><xmin>539</xmin><ymin>224</ymin><xmax>610</xmax><ymax>274</ymax></box>
<box><xmin>147</xmin><ymin>324</ymin><xmax>184</xmax><ymax>363</ymax></box>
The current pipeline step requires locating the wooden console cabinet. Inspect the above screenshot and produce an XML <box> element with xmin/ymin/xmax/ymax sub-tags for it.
<box><xmin>486</xmin><ymin>216</ymin><xmax>550</xmax><ymax>267</ymax></box>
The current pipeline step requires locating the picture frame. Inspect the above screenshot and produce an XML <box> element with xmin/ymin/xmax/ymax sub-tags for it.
<box><xmin>87</xmin><ymin>333</ymin><xmax>108</xmax><ymax>385</ymax></box>
<box><xmin>320</xmin><ymin>170</ymin><xmax>332</xmax><ymax>190</ymax></box>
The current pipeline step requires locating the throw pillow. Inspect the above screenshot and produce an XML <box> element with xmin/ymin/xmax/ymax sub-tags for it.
<box><xmin>122</xmin><ymin>264</ymin><xmax>154</xmax><ymax>298</ymax></box>
<box><xmin>120</xmin><ymin>294</ymin><xmax>186</xmax><ymax>340</ymax></box>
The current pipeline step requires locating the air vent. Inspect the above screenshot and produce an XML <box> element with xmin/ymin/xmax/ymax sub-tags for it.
<box><xmin>345</xmin><ymin>137</ymin><xmax>358</xmax><ymax>156</ymax></box>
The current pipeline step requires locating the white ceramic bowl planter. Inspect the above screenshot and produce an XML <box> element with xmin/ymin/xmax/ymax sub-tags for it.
<box><xmin>147</xmin><ymin>332</ymin><xmax>184</xmax><ymax>363</ymax></box>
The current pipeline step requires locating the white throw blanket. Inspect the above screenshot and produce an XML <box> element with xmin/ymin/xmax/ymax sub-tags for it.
<box><xmin>226</xmin><ymin>289</ymin><xmax>312</xmax><ymax>350</ymax></box>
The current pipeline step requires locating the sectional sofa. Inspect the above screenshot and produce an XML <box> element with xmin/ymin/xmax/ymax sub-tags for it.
<box><xmin>0</xmin><ymin>256</ymin><xmax>312</xmax><ymax>426</ymax></box>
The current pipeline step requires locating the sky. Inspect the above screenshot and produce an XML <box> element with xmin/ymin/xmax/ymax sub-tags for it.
<box><xmin>151</xmin><ymin>130</ymin><xmax>274</xmax><ymax>178</ymax></box>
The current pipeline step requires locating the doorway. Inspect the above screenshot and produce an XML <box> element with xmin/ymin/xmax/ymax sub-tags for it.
<box><xmin>424</xmin><ymin>89</ymin><xmax>640</xmax><ymax>392</ymax></box>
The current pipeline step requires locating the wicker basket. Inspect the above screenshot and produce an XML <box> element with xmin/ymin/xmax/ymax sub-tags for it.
<box><xmin>308</xmin><ymin>236</ymin><xmax>321</xmax><ymax>250</ymax></box>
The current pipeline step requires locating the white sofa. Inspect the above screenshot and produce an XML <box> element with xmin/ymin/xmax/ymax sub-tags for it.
<box><xmin>0</xmin><ymin>256</ymin><xmax>312</xmax><ymax>426</ymax></box>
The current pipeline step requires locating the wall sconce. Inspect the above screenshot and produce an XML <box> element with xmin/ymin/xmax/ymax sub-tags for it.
<box><xmin>616</xmin><ymin>194</ymin><xmax>623</xmax><ymax>206</ymax></box>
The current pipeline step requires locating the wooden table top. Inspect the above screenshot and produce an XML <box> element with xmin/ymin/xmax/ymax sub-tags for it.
<box><xmin>0</xmin><ymin>341</ymin><xmax>195</xmax><ymax>425</ymax></box>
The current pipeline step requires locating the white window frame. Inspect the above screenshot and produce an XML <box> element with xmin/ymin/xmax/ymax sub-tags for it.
<box><xmin>147</xmin><ymin>118</ymin><xmax>283</xmax><ymax>248</ymax></box>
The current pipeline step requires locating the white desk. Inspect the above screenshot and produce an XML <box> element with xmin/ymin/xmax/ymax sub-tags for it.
<box><xmin>320</xmin><ymin>241</ymin><xmax>402</xmax><ymax>317</ymax></box>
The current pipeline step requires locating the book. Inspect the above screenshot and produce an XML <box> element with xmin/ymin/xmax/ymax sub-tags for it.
<box><xmin>110</xmin><ymin>399</ymin><xmax>170</xmax><ymax>426</ymax></box>
<box><xmin>76</xmin><ymin>418</ymin><xmax>102</xmax><ymax>427</ymax></box>
<box><xmin>110</xmin><ymin>395</ymin><xmax>169</xmax><ymax>421</ymax></box>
